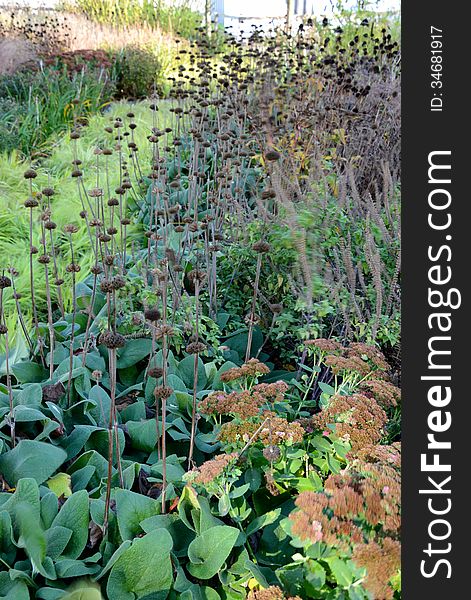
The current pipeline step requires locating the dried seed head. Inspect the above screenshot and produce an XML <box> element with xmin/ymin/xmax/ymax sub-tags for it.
<box><xmin>265</xmin><ymin>149</ymin><xmax>281</xmax><ymax>162</ymax></box>
<box><xmin>42</xmin><ymin>187</ymin><xmax>55</xmax><ymax>197</ymax></box>
<box><xmin>186</xmin><ymin>341</ymin><xmax>207</xmax><ymax>354</ymax></box>
<box><xmin>148</xmin><ymin>367</ymin><xmax>164</xmax><ymax>379</ymax></box>
<box><xmin>24</xmin><ymin>197</ymin><xmax>39</xmax><ymax>208</ymax></box>
<box><xmin>0</xmin><ymin>275</ymin><xmax>12</xmax><ymax>289</ymax></box>
<box><xmin>64</xmin><ymin>224</ymin><xmax>79</xmax><ymax>235</ymax></box>
<box><xmin>0</xmin><ymin>324</ymin><xmax>8</xmax><ymax>335</ymax></box>
<box><xmin>98</xmin><ymin>330</ymin><xmax>126</xmax><ymax>349</ymax></box>
<box><xmin>153</xmin><ymin>385</ymin><xmax>174</xmax><ymax>400</ymax></box>
<box><xmin>263</xmin><ymin>445</ymin><xmax>281</xmax><ymax>462</ymax></box>
<box><xmin>23</xmin><ymin>169</ymin><xmax>37</xmax><ymax>179</ymax></box>
<box><xmin>144</xmin><ymin>307</ymin><xmax>161</xmax><ymax>322</ymax></box>
<box><xmin>66</xmin><ymin>263</ymin><xmax>81</xmax><ymax>273</ymax></box>
<box><xmin>252</xmin><ymin>240</ymin><xmax>271</xmax><ymax>253</ymax></box>
<box><xmin>91</xmin><ymin>264</ymin><xmax>103</xmax><ymax>275</ymax></box>
<box><xmin>111</xmin><ymin>275</ymin><xmax>126</xmax><ymax>290</ymax></box>
<box><xmin>100</xmin><ymin>279</ymin><xmax>114</xmax><ymax>294</ymax></box>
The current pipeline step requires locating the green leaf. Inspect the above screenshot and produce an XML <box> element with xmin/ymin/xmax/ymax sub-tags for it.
<box><xmin>3</xmin><ymin>478</ymin><xmax>40</xmax><ymax>520</ymax></box>
<box><xmin>177</xmin><ymin>355</ymin><xmax>208</xmax><ymax>391</ymax></box>
<box><xmin>45</xmin><ymin>525</ymin><xmax>73</xmax><ymax>560</ymax></box>
<box><xmin>0</xmin><ymin>510</ymin><xmax>15</xmax><ymax>563</ymax></box>
<box><xmin>326</xmin><ymin>557</ymin><xmax>354</xmax><ymax>587</ymax></box>
<box><xmin>107</xmin><ymin>529</ymin><xmax>173</xmax><ymax>600</ymax></box>
<box><xmin>16</xmin><ymin>501</ymin><xmax>54</xmax><ymax>578</ymax></box>
<box><xmin>127</xmin><ymin>419</ymin><xmax>159</xmax><ymax>453</ymax></box>
<box><xmin>116</xmin><ymin>339</ymin><xmax>152</xmax><ymax>369</ymax></box>
<box><xmin>55</xmin><ymin>558</ymin><xmax>101</xmax><ymax>578</ymax></box>
<box><xmin>187</xmin><ymin>525</ymin><xmax>239</xmax><ymax>580</ymax></box>
<box><xmin>62</xmin><ymin>584</ymin><xmax>103</xmax><ymax>600</ymax></box>
<box><xmin>0</xmin><ymin>572</ymin><xmax>30</xmax><ymax>600</ymax></box>
<box><xmin>11</xmin><ymin>361</ymin><xmax>48</xmax><ymax>383</ymax></box>
<box><xmin>246</xmin><ymin>508</ymin><xmax>282</xmax><ymax>537</ymax></box>
<box><xmin>115</xmin><ymin>489</ymin><xmax>160</xmax><ymax>541</ymax></box>
<box><xmin>0</xmin><ymin>440</ymin><xmax>67</xmax><ymax>485</ymax></box>
<box><xmin>51</xmin><ymin>490</ymin><xmax>89</xmax><ymax>559</ymax></box>
<box><xmin>306</xmin><ymin>560</ymin><xmax>326</xmax><ymax>589</ymax></box>
<box><xmin>47</xmin><ymin>472</ymin><xmax>72</xmax><ymax>498</ymax></box>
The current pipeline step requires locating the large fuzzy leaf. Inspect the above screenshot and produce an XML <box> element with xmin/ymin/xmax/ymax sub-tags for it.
<box><xmin>0</xmin><ymin>440</ymin><xmax>66</xmax><ymax>485</ymax></box>
<box><xmin>115</xmin><ymin>488</ymin><xmax>160</xmax><ymax>541</ymax></box>
<box><xmin>51</xmin><ymin>490</ymin><xmax>89</xmax><ymax>559</ymax></box>
<box><xmin>107</xmin><ymin>529</ymin><xmax>173</xmax><ymax>600</ymax></box>
<box><xmin>187</xmin><ymin>525</ymin><xmax>239</xmax><ymax>580</ymax></box>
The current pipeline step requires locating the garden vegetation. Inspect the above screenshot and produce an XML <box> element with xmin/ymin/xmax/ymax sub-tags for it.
<box><xmin>0</xmin><ymin>3</ymin><xmax>401</xmax><ymax>599</ymax></box>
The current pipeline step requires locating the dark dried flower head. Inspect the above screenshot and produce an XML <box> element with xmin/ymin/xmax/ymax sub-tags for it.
<box><xmin>111</xmin><ymin>275</ymin><xmax>126</xmax><ymax>290</ymax></box>
<box><xmin>263</xmin><ymin>445</ymin><xmax>281</xmax><ymax>462</ymax></box>
<box><xmin>155</xmin><ymin>325</ymin><xmax>175</xmax><ymax>339</ymax></box>
<box><xmin>91</xmin><ymin>264</ymin><xmax>103</xmax><ymax>275</ymax></box>
<box><xmin>64</xmin><ymin>224</ymin><xmax>79</xmax><ymax>235</ymax></box>
<box><xmin>66</xmin><ymin>263</ymin><xmax>81</xmax><ymax>273</ymax></box>
<box><xmin>0</xmin><ymin>324</ymin><xmax>8</xmax><ymax>335</ymax></box>
<box><xmin>0</xmin><ymin>275</ymin><xmax>12</xmax><ymax>289</ymax></box>
<box><xmin>187</xmin><ymin>269</ymin><xmax>207</xmax><ymax>284</ymax></box>
<box><xmin>100</xmin><ymin>279</ymin><xmax>114</xmax><ymax>294</ymax></box>
<box><xmin>99</xmin><ymin>330</ymin><xmax>126</xmax><ymax>349</ymax></box>
<box><xmin>265</xmin><ymin>149</ymin><xmax>281</xmax><ymax>162</ymax></box>
<box><xmin>24</xmin><ymin>197</ymin><xmax>39</xmax><ymax>208</ymax></box>
<box><xmin>144</xmin><ymin>307</ymin><xmax>161</xmax><ymax>322</ymax></box>
<box><xmin>252</xmin><ymin>240</ymin><xmax>271</xmax><ymax>253</ymax></box>
<box><xmin>153</xmin><ymin>386</ymin><xmax>174</xmax><ymax>400</ymax></box>
<box><xmin>24</xmin><ymin>169</ymin><xmax>37</xmax><ymax>179</ymax></box>
<box><xmin>148</xmin><ymin>367</ymin><xmax>164</xmax><ymax>379</ymax></box>
<box><xmin>186</xmin><ymin>341</ymin><xmax>207</xmax><ymax>354</ymax></box>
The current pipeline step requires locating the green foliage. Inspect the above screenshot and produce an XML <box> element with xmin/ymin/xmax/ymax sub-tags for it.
<box><xmin>112</xmin><ymin>46</ymin><xmax>163</xmax><ymax>98</ymax></box>
<box><xmin>0</xmin><ymin>8</ymin><xmax>401</xmax><ymax>600</ymax></box>
<box><xmin>0</xmin><ymin>66</ymin><xmax>113</xmax><ymax>155</ymax></box>
<box><xmin>71</xmin><ymin>0</ymin><xmax>201</xmax><ymax>38</ymax></box>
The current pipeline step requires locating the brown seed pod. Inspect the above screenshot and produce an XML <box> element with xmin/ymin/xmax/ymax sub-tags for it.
<box><xmin>23</xmin><ymin>169</ymin><xmax>37</xmax><ymax>179</ymax></box>
<box><xmin>265</xmin><ymin>149</ymin><xmax>281</xmax><ymax>162</ymax></box>
<box><xmin>153</xmin><ymin>385</ymin><xmax>174</xmax><ymax>400</ymax></box>
<box><xmin>263</xmin><ymin>445</ymin><xmax>281</xmax><ymax>462</ymax></box>
<box><xmin>144</xmin><ymin>307</ymin><xmax>161</xmax><ymax>322</ymax></box>
<box><xmin>24</xmin><ymin>197</ymin><xmax>39</xmax><ymax>208</ymax></box>
<box><xmin>186</xmin><ymin>341</ymin><xmax>207</xmax><ymax>354</ymax></box>
<box><xmin>0</xmin><ymin>275</ymin><xmax>12</xmax><ymax>289</ymax></box>
<box><xmin>252</xmin><ymin>240</ymin><xmax>271</xmax><ymax>253</ymax></box>
<box><xmin>98</xmin><ymin>330</ymin><xmax>126</xmax><ymax>349</ymax></box>
<box><xmin>91</xmin><ymin>264</ymin><xmax>103</xmax><ymax>275</ymax></box>
<box><xmin>148</xmin><ymin>367</ymin><xmax>164</xmax><ymax>379</ymax></box>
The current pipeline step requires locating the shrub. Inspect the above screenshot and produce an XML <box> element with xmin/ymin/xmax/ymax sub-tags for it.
<box><xmin>112</xmin><ymin>45</ymin><xmax>163</xmax><ymax>98</ymax></box>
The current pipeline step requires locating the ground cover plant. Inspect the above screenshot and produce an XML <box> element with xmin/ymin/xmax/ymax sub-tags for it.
<box><xmin>0</xmin><ymin>6</ymin><xmax>401</xmax><ymax>600</ymax></box>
